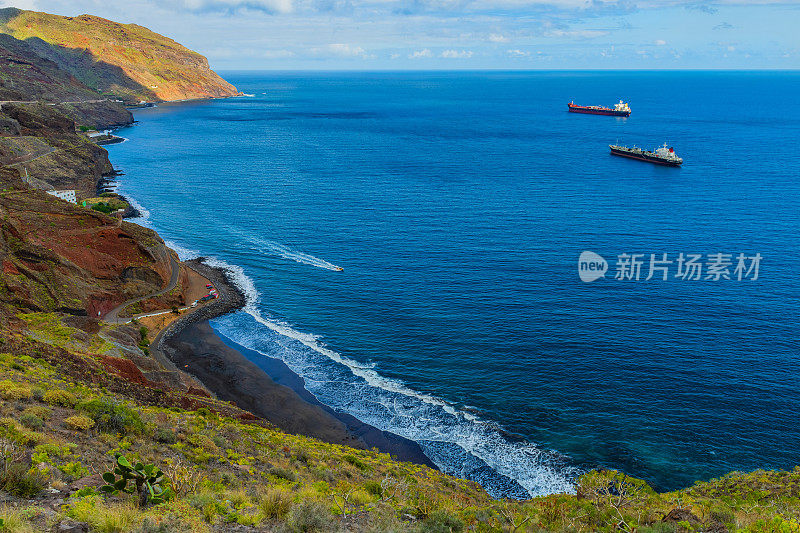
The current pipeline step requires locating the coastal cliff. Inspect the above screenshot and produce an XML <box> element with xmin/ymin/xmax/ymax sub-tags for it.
<box><xmin>0</xmin><ymin>8</ymin><xmax>797</xmax><ymax>533</ymax></box>
<box><xmin>0</xmin><ymin>7</ymin><xmax>239</xmax><ymax>104</ymax></box>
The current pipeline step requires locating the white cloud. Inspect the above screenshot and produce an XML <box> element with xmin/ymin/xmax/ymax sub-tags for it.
<box><xmin>654</xmin><ymin>39</ymin><xmax>667</xmax><ymax>46</ymax></box>
<box><xmin>408</xmin><ymin>49</ymin><xmax>433</xmax><ymax>59</ymax></box>
<box><xmin>310</xmin><ymin>43</ymin><xmax>374</xmax><ymax>58</ymax></box>
<box><xmin>440</xmin><ymin>49</ymin><xmax>473</xmax><ymax>58</ymax></box>
<box><xmin>0</xmin><ymin>0</ymin><xmax>37</xmax><ymax>8</ymax></box>
<box><xmin>261</xmin><ymin>49</ymin><xmax>295</xmax><ymax>58</ymax></box>
<box><xmin>328</xmin><ymin>43</ymin><xmax>366</xmax><ymax>56</ymax></box>
<box><xmin>488</xmin><ymin>33</ymin><xmax>509</xmax><ymax>43</ymax></box>
<box><xmin>545</xmin><ymin>29</ymin><xmax>608</xmax><ymax>39</ymax></box>
<box><xmin>506</xmin><ymin>49</ymin><xmax>529</xmax><ymax>57</ymax></box>
<box><xmin>181</xmin><ymin>0</ymin><xmax>293</xmax><ymax>14</ymax></box>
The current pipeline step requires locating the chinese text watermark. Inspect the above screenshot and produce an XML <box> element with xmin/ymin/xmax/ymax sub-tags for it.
<box><xmin>578</xmin><ymin>251</ymin><xmax>761</xmax><ymax>283</ymax></box>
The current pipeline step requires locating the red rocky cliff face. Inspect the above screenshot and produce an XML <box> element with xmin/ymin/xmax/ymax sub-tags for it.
<box><xmin>0</xmin><ymin>176</ymin><xmax>174</xmax><ymax>316</ymax></box>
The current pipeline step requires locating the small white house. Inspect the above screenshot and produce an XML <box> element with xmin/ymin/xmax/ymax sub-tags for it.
<box><xmin>47</xmin><ymin>190</ymin><xmax>77</xmax><ymax>204</ymax></box>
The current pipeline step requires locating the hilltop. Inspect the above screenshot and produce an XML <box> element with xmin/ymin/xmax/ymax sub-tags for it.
<box><xmin>0</xmin><ymin>7</ymin><xmax>238</xmax><ymax>104</ymax></box>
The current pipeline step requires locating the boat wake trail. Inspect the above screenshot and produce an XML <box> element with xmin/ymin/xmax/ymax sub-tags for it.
<box><xmin>236</xmin><ymin>233</ymin><xmax>343</xmax><ymax>271</ymax></box>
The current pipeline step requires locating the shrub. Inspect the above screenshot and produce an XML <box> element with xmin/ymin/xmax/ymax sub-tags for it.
<box><xmin>189</xmin><ymin>490</ymin><xmax>224</xmax><ymax>523</ymax></box>
<box><xmin>65</xmin><ymin>415</ymin><xmax>95</xmax><ymax>431</ymax></box>
<box><xmin>133</xmin><ymin>516</ymin><xmax>195</xmax><ymax>533</ymax></box>
<box><xmin>258</xmin><ymin>487</ymin><xmax>293</xmax><ymax>520</ymax></box>
<box><xmin>78</xmin><ymin>397</ymin><xmax>144</xmax><ymax>435</ymax></box>
<box><xmin>420</xmin><ymin>510</ymin><xmax>465</xmax><ymax>533</ymax></box>
<box><xmin>138</xmin><ymin>327</ymin><xmax>149</xmax><ymax>355</ymax></box>
<box><xmin>343</xmin><ymin>454</ymin><xmax>368</xmax><ymax>471</ymax></box>
<box><xmin>42</xmin><ymin>389</ymin><xmax>77</xmax><ymax>407</ymax></box>
<box><xmin>0</xmin><ymin>506</ymin><xmax>35</xmax><ymax>533</ymax></box>
<box><xmin>75</xmin><ymin>486</ymin><xmax>97</xmax><ymax>498</ymax></box>
<box><xmin>155</xmin><ymin>428</ymin><xmax>177</xmax><ymax>444</ymax></box>
<box><xmin>364</xmin><ymin>480</ymin><xmax>383</xmax><ymax>497</ymax></box>
<box><xmin>68</xmin><ymin>498</ymin><xmax>139</xmax><ymax>533</ymax></box>
<box><xmin>59</xmin><ymin>461</ymin><xmax>89</xmax><ymax>481</ymax></box>
<box><xmin>91</xmin><ymin>202</ymin><xmax>115</xmax><ymax>214</ymax></box>
<box><xmin>269</xmin><ymin>466</ymin><xmax>296</xmax><ymax>482</ymax></box>
<box><xmin>165</xmin><ymin>460</ymin><xmax>203</xmax><ymax>496</ymax></box>
<box><xmin>19</xmin><ymin>414</ymin><xmax>43</xmax><ymax>431</ymax></box>
<box><xmin>21</xmin><ymin>406</ymin><xmax>50</xmax><ymax>420</ymax></box>
<box><xmin>0</xmin><ymin>381</ymin><xmax>32</xmax><ymax>401</ymax></box>
<box><xmin>285</xmin><ymin>501</ymin><xmax>334</xmax><ymax>533</ymax></box>
<box><xmin>0</xmin><ymin>463</ymin><xmax>47</xmax><ymax>498</ymax></box>
<box><xmin>0</xmin><ymin>419</ymin><xmax>41</xmax><ymax>447</ymax></box>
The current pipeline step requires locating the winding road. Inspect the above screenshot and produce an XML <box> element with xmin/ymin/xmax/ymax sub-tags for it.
<box><xmin>0</xmin><ymin>98</ymin><xmax>111</xmax><ymax>110</ymax></box>
<box><xmin>7</xmin><ymin>146</ymin><xmax>57</xmax><ymax>167</ymax></box>
<box><xmin>103</xmin><ymin>255</ymin><xmax>180</xmax><ymax>324</ymax></box>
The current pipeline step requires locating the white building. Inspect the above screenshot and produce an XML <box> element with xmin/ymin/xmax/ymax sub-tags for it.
<box><xmin>47</xmin><ymin>190</ymin><xmax>77</xmax><ymax>204</ymax></box>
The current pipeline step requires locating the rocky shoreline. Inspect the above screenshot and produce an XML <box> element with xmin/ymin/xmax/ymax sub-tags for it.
<box><xmin>154</xmin><ymin>257</ymin><xmax>248</xmax><ymax>348</ymax></box>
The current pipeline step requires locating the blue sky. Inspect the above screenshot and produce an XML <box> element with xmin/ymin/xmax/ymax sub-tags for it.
<box><xmin>3</xmin><ymin>0</ymin><xmax>798</xmax><ymax>69</ymax></box>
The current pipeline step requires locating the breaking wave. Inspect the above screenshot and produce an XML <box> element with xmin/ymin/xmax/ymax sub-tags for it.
<box><xmin>207</xmin><ymin>254</ymin><xmax>578</xmax><ymax>498</ymax></box>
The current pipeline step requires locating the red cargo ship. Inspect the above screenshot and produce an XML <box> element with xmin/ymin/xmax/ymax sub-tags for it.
<box><xmin>568</xmin><ymin>100</ymin><xmax>631</xmax><ymax>117</ymax></box>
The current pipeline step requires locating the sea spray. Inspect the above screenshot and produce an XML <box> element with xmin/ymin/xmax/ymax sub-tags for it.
<box><xmin>111</xmin><ymin>185</ymin><xmax>151</xmax><ymax>227</ymax></box>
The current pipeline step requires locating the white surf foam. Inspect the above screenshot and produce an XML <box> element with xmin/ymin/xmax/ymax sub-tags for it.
<box><xmin>111</xmin><ymin>185</ymin><xmax>151</xmax><ymax>227</ymax></box>
<box><xmin>204</xmin><ymin>256</ymin><xmax>261</xmax><ymax>307</ymax></box>
<box><xmin>212</xmin><ymin>294</ymin><xmax>577</xmax><ymax>497</ymax></box>
<box><xmin>163</xmin><ymin>240</ymin><xmax>201</xmax><ymax>261</ymax></box>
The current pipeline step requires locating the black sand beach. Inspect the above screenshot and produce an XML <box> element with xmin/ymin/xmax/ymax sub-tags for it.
<box><xmin>157</xmin><ymin>258</ymin><xmax>435</xmax><ymax>467</ymax></box>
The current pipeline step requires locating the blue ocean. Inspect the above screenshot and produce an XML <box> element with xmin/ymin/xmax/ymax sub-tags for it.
<box><xmin>107</xmin><ymin>71</ymin><xmax>800</xmax><ymax>498</ymax></box>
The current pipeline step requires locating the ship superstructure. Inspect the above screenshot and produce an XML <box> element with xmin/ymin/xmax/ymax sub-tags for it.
<box><xmin>609</xmin><ymin>143</ymin><xmax>683</xmax><ymax>166</ymax></box>
<box><xmin>568</xmin><ymin>100</ymin><xmax>631</xmax><ymax>117</ymax></box>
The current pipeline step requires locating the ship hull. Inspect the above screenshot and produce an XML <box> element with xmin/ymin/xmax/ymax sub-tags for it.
<box><xmin>609</xmin><ymin>147</ymin><xmax>682</xmax><ymax>166</ymax></box>
<box><xmin>568</xmin><ymin>104</ymin><xmax>630</xmax><ymax>117</ymax></box>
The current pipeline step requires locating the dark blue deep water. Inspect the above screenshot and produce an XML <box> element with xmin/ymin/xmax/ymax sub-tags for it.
<box><xmin>108</xmin><ymin>71</ymin><xmax>800</xmax><ymax>497</ymax></box>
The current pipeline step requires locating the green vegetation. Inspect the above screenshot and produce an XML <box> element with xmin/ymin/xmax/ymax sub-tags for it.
<box><xmin>82</xmin><ymin>195</ymin><xmax>128</xmax><ymax>214</ymax></box>
<box><xmin>137</xmin><ymin>325</ymin><xmax>150</xmax><ymax>356</ymax></box>
<box><xmin>100</xmin><ymin>455</ymin><xmax>172</xmax><ymax>507</ymax></box>
<box><xmin>0</xmin><ymin>348</ymin><xmax>796</xmax><ymax>531</ymax></box>
<box><xmin>90</xmin><ymin>202</ymin><xmax>116</xmax><ymax>214</ymax></box>
<box><xmin>78</xmin><ymin>397</ymin><xmax>144</xmax><ymax>435</ymax></box>
<box><xmin>43</xmin><ymin>389</ymin><xmax>77</xmax><ymax>407</ymax></box>
<box><xmin>64</xmin><ymin>415</ymin><xmax>94</xmax><ymax>431</ymax></box>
